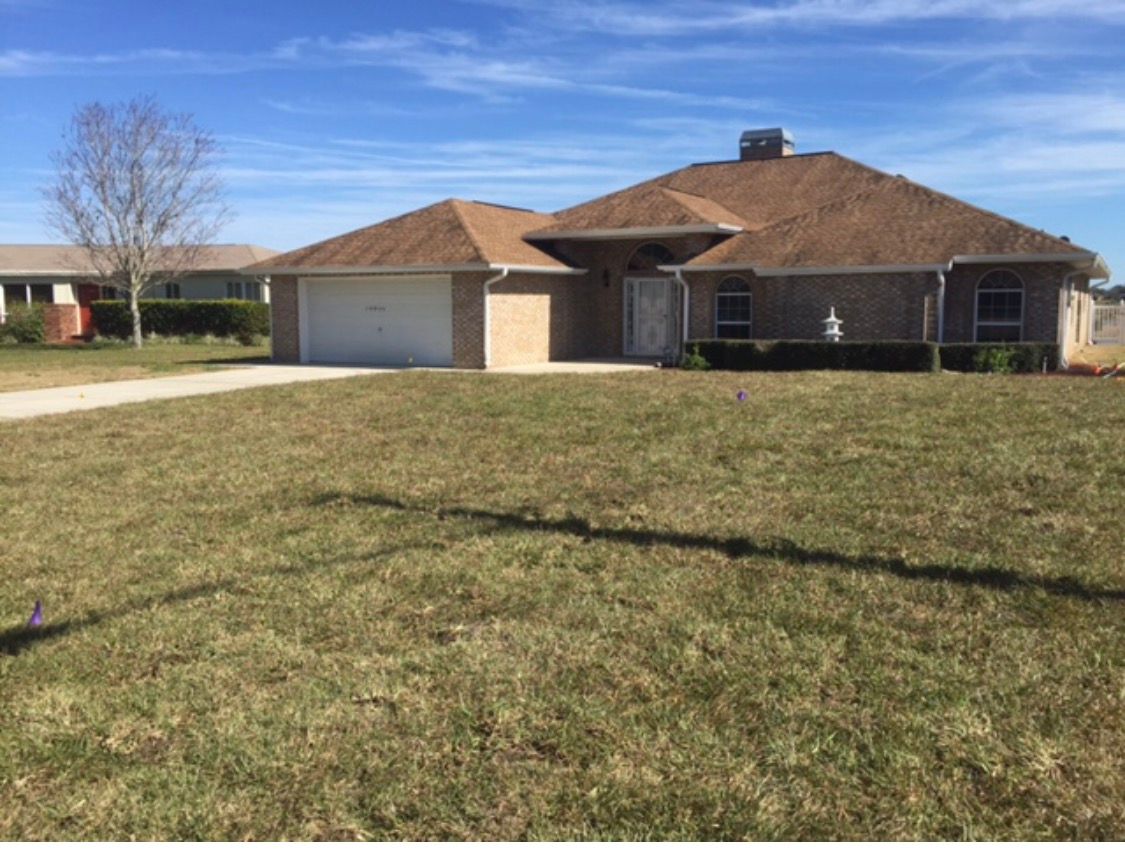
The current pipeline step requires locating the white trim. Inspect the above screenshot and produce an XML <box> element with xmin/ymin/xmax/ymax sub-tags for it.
<box><xmin>974</xmin><ymin>270</ymin><xmax>1025</xmax><ymax>343</ymax></box>
<box><xmin>246</xmin><ymin>263</ymin><xmax>587</xmax><ymax>276</ymax></box>
<box><xmin>525</xmin><ymin>224</ymin><xmax>743</xmax><ymax>241</ymax></box>
<box><xmin>666</xmin><ymin>252</ymin><xmax>1107</xmax><ymax>278</ymax></box>
<box><xmin>297</xmin><ymin>278</ymin><xmax>310</xmax><ymax>363</ymax></box>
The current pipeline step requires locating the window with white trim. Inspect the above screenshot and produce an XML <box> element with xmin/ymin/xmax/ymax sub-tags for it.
<box><xmin>715</xmin><ymin>276</ymin><xmax>752</xmax><ymax>339</ymax></box>
<box><xmin>975</xmin><ymin>270</ymin><xmax>1024</xmax><ymax>342</ymax></box>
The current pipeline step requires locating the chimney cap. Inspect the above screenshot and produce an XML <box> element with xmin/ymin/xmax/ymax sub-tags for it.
<box><xmin>739</xmin><ymin>128</ymin><xmax>795</xmax><ymax>160</ymax></box>
<box><xmin>740</xmin><ymin>127</ymin><xmax>795</xmax><ymax>147</ymax></box>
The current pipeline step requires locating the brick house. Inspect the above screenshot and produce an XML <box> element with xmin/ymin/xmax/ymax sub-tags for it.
<box><xmin>0</xmin><ymin>244</ymin><xmax>278</xmax><ymax>341</ymax></box>
<box><xmin>253</xmin><ymin>129</ymin><xmax>1110</xmax><ymax>369</ymax></box>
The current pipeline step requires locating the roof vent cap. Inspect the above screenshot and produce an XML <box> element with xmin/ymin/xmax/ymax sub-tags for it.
<box><xmin>739</xmin><ymin>128</ymin><xmax>795</xmax><ymax>161</ymax></box>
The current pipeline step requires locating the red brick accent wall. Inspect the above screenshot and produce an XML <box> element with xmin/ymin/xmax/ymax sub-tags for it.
<box><xmin>42</xmin><ymin>304</ymin><xmax>80</xmax><ymax>343</ymax></box>
<box><xmin>688</xmin><ymin>270</ymin><xmax>938</xmax><ymax>342</ymax></box>
<box><xmin>270</xmin><ymin>275</ymin><xmax>299</xmax><ymax>362</ymax></box>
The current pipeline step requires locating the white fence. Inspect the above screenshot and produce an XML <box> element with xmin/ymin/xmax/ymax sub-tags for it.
<box><xmin>1092</xmin><ymin>302</ymin><xmax>1125</xmax><ymax>345</ymax></box>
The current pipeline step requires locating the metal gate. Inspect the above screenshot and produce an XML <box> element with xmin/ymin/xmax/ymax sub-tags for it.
<box><xmin>1092</xmin><ymin>303</ymin><xmax>1125</xmax><ymax>344</ymax></box>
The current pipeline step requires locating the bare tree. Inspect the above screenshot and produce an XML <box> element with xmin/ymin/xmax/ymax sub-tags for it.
<box><xmin>44</xmin><ymin>96</ymin><xmax>230</xmax><ymax>348</ymax></box>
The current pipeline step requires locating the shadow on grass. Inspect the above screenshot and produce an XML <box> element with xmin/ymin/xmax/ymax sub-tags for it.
<box><xmin>312</xmin><ymin>492</ymin><xmax>1125</xmax><ymax>603</ymax></box>
<box><xmin>0</xmin><ymin>579</ymin><xmax>238</xmax><ymax>657</ymax></box>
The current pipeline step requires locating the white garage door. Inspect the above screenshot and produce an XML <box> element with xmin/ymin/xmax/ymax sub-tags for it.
<box><xmin>301</xmin><ymin>276</ymin><xmax>453</xmax><ymax>366</ymax></box>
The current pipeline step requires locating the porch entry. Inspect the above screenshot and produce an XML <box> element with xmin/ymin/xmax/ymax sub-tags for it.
<box><xmin>624</xmin><ymin>277</ymin><xmax>679</xmax><ymax>357</ymax></box>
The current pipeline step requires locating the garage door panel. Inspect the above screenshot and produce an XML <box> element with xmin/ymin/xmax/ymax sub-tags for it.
<box><xmin>302</xmin><ymin>277</ymin><xmax>453</xmax><ymax>366</ymax></box>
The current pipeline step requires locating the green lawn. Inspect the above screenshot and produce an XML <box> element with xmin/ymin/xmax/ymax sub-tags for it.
<box><xmin>0</xmin><ymin>341</ymin><xmax>271</xmax><ymax>393</ymax></box>
<box><xmin>1</xmin><ymin>371</ymin><xmax>1122</xmax><ymax>840</ymax></box>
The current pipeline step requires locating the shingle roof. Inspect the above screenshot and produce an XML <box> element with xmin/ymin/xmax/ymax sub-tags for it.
<box><xmin>688</xmin><ymin>176</ymin><xmax>1091</xmax><ymax>269</ymax></box>
<box><xmin>539</xmin><ymin>184</ymin><xmax>746</xmax><ymax>234</ymax></box>
<box><xmin>252</xmin><ymin>151</ymin><xmax>1101</xmax><ymax>275</ymax></box>
<box><xmin>255</xmin><ymin>199</ymin><xmax>576</xmax><ymax>272</ymax></box>
<box><xmin>0</xmin><ymin>244</ymin><xmax>280</xmax><ymax>276</ymax></box>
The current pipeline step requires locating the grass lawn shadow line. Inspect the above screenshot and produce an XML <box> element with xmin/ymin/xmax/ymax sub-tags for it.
<box><xmin>311</xmin><ymin>492</ymin><xmax>1125</xmax><ymax>604</ymax></box>
<box><xmin>1</xmin><ymin>579</ymin><xmax>241</xmax><ymax>657</ymax></box>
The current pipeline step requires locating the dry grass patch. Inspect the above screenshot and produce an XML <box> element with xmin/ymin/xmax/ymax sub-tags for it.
<box><xmin>0</xmin><ymin>341</ymin><xmax>269</xmax><ymax>392</ymax></box>
<box><xmin>0</xmin><ymin>370</ymin><xmax>1122</xmax><ymax>839</ymax></box>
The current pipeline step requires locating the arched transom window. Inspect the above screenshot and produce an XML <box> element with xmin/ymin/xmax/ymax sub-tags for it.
<box><xmin>626</xmin><ymin>242</ymin><xmax>675</xmax><ymax>272</ymax></box>
<box><xmin>715</xmin><ymin>276</ymin><xmax>752</xmax><ymax>339</ymax></box>
<box><xmin>975</xmin><ymin>269</ymin><xmax>1024</xmax><ymax>342</ymax></box>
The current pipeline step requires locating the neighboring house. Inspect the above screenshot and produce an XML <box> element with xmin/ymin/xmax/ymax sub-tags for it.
<box><xmin>0</xmin><ymin>244</ymin><xmax>279</xmax><ymax>335</ymax></box>
<box><xmin>252</xmin><ymin>129</ymin><xmax>1110</xmax><ymax>369</ymax></box>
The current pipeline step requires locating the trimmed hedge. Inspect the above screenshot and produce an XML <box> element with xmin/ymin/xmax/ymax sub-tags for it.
<box><xmin>0</xmin><ymin>305</ymin><xmax>46</xmax><ymax>344</ymax></box>
<box><xmin>91</xmin><ymin>300</ymin><xmax>269</xmax><ymax>344</ymax></box>
<box><xmin>685</xmin><ymin>339</ymin><xmax>941</xmax><ymax>372</ymax></box>
<box><xmin>938</xmin><ymin>342</ymin><xmax>1058</xmax><ymax>374</ymax></box>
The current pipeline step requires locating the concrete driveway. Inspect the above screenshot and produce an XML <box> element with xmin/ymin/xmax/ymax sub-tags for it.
<box><xmin>0</xmin><ymin>365</ymin><xmax>393</xmax><ymax>421</ymax></box>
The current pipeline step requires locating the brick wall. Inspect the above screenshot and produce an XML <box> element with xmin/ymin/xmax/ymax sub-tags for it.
<box><xmin>688</xmin><ymin>270</ymin><xmax>937</xmax><ymax>342</ymax></box>
<box><xmin>943</xmin><ymin>262</ymin><xmax>1067</xmax><ymax>344</ymax></box>
<box><xmin>487</xmin><ymin>272</ymin><xmax>590</xmax><ymax>366</ymax></box>
<box><xmin>551</xmin><ymin>234</ymin><xmax>719</xmax><ymax>356</ymax></box>
<box><xmin>451</xmin><ymin>272</ymin><xmax>485</xmax><ymax>368</ymax></box>
<box><xmin>42</xmin><ymin>304</ymin><xmax>80</xmax><ymax>343</ymax></box>
<box><xmin>270</xmin><ymin>275</ymin><xmax>299</xmax><ymax>362</ymax></box>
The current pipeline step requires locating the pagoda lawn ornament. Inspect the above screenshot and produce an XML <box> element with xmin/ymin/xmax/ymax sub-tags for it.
<box><xmin>822</xmin><ymin>307</ymin><xmax>843</xmax><ymax>342</ymax></box>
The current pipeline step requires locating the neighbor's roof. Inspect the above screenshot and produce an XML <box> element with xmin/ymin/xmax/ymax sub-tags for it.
<box><xmin>252</xmin><ymin>199</ymin><xmax>580</xmax><ymax>273</ymax></box>
<box><xmin>0</xmin><ymin>244</ymin><xmax>280</xmax><ymax>277</ymax></box>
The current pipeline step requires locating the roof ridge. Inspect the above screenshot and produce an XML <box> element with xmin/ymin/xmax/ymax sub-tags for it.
<box><xmin>448</xmin><ymin>199</ymin><xmax>489</xmax><ymax>264</ymax></box>
<box><xmin>745</xmin><ymin>183</ymin><xmax>892</xmax><ymax>236</ymax></box>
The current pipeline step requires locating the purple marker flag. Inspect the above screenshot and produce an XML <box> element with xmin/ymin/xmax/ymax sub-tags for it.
<box><xmin>27</xmin><ymin>600</ymin><xmax>43</xmax><ymax>628</ymax></box>
<box><xmin>737</xmin><ymin>390</ymin><xmax>748</xmax><ymax>402</ymax></box>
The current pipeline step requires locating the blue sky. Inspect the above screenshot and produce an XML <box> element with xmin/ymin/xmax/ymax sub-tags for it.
<box><xmin>2</xmin><ymin>0</ymin><xmax>1124</xmax><ymax>280</ymax></box>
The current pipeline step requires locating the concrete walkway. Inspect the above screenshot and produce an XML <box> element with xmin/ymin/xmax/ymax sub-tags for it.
<box><xmin>0</xmin><ymin>365</ymin><xmax>392</xmax><ymax>421</ymax></box>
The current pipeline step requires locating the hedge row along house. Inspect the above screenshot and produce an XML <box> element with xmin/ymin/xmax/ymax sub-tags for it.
<box><xmin>0</xmin><ymin>244</ymin><xmax>278</xmax><ymax>341</ymax></box>
<box><xmin>251</xmin><ymin>129</ymin><xmax>1110</xmax><ymax>369</ymax></box>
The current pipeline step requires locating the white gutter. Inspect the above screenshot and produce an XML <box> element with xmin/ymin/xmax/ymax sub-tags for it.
<box><xmin>666</xmin><ymin>252</ymin><xmax>1104</xmax><ymax>277</ymax></box>
<box><xmin>482</xmin><ymin>266</ymin><xmax>509</xmax><ymax>369</ymax></box>
<box><xmin>244</xmin><ymin>263</ymin><xmax>587</xmax><ymax>277</ymax></box>
<box><xmin>525</xmin><ymin>224</ymin><xmax>743</xmax><ymax>241</ymax></box>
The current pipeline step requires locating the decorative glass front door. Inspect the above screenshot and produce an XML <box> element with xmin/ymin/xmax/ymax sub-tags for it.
<box><xmin>625</xmin><ymin>278</ymin><xmax>676</xmax><ymax>356</ymax></box>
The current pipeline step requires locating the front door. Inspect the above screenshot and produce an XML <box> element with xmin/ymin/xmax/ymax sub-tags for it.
<box><xmin>76</xmin><ymin>283</ymin><xmax>101</xmax><ymax>335</ymax></box>
<box><xmin>625</xmin><ymin>277</ymin><xmax>675</xmax><ymax>356</ymax></box>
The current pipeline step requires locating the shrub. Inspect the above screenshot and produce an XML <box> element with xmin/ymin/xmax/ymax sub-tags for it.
<box><xmin>938</xmin><ymin>343</ymin><xmax>1058</xmax><ymax>374</ymax></box>
<box><xmin>91</xmin><ymin>300</ymin><xmax>269</xmax><ymax>345</ymax></box>
<box><xmin>0</xmin><ymin>305</ymin><xmax>46</xmax><ymax>344</ymax></box>
<box><xmin>680</xmin><ymin>344</ymin><xmax>711</xmax><ymax>371</ymax></box>
<box><xmin>683</xmin><ymin>340</ymin><xmax>941</xmax><ymax>373</ymax></box>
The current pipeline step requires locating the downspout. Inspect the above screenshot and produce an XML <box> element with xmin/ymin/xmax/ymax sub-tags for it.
<box><xmin>1058</xmin><ymin>269</ymin><xmax>1085</xmax><ymax>371</ymax></box>
<box><xmin>671</xmin><ymin>266</ymin><xmax>690</xmax><ymax>361</ymax></box>
<box><xmin>935</xmin><ymin>269</ymin><xmax>946</xmax><ymax>343</ymax></box>
<box><xmin>482</xmin><ymin>266</ymin><xmax>509</xmax><ymax>369</ymax></box>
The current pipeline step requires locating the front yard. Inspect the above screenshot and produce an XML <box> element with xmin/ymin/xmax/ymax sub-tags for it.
<box><xmin>0</xmin><ymin>341</ymin><xmax>270</xmax><ymax>393</ymax></box>
<box><xmin>0</xmin><ymin>370</ymin><xmax>1122</xmax><ymax>839</ymax></box>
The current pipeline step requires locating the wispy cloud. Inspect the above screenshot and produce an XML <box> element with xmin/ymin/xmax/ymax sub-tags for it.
<box><xmin>471</xmin><ymin>0</ymin><xmax>1125</xmax><ymax>36</ymax></box>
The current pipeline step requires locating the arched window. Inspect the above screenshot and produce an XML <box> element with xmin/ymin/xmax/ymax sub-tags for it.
<box><xmin>975</xmin><ymin>269</ymin><xmax>1024</xmax><ymax>342</ymax></box>
<box><xmin>626</xmin><ymin>242</ymin><xmax>675</xmax><ymax>272</ymax></box>
<box><xmin>715</xmin><ymin>276</ymin><xmax>752</xmax><ymax>339</ymax></box>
